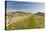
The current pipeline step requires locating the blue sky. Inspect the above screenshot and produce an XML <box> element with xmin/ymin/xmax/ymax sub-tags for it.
<box><xmin>6</xmin><ymin>1</ymin><xmax>44</xmax><ymax>13</ymax></box>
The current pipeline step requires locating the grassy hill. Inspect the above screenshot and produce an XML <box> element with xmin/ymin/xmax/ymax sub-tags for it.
<box><xmin>6</xmin><ymin>12</ymin><xmax>44</xmax><ymax>30</ymax></box>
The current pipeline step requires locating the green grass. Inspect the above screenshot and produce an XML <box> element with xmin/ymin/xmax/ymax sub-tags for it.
<box><xmin>6</xmin><ymin>14</ymin><xmax>44</xmax><ymax>30</ymax></box>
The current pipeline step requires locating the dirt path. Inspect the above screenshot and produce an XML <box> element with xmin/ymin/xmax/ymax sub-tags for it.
<box><xmin>6</xmin><ymin>15</ymin><xmax>31</xmax><ymax>27</ymax></box>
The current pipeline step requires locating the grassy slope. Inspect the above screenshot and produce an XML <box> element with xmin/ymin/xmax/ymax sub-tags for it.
<box><xmin>6</xmin><ymin>14</ymin><xmax>44</xmax><ymax>30</ymax></box>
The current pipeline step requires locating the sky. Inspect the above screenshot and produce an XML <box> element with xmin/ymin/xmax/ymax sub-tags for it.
<box><xmin>6</xmin><ymin>1</ymin><xmax>45</xmax><ymax>13</ymax></box>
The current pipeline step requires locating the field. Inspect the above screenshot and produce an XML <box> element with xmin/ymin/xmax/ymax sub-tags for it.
<box><xmin>6</xmin><ymin>13</ymin><xmax>44</xmax><ymax>30</ymax></box>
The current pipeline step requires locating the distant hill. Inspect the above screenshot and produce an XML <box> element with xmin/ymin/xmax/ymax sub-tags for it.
<box><xmin>16</xmin><ymin>11</ymin><xmax>28</xmax><ymax>14</ymax></box>
<box><xmin>6</xmin><ymin>11</ymin><xmax>44</xmax><ymax>16</ymax></box>
<box><xmin>35</xmin><ymin>12</ymin><xmax>44</xmax><ymax>16</ymax></box>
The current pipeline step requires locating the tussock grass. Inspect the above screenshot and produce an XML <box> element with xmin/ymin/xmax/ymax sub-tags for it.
<box><xmin>6</xmin><ymin>14</ymin><xmax>44</xmax><ymax>30</ymax></box>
